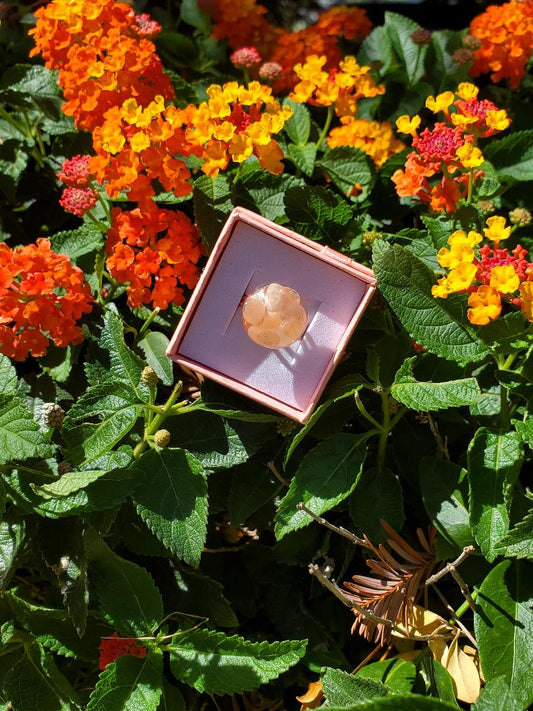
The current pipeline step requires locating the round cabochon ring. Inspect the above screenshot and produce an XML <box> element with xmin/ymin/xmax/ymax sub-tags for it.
<box><xmin>242</xmin><ymin>283</ymin><xmax>308</xmax><ymax>349</ymax></box>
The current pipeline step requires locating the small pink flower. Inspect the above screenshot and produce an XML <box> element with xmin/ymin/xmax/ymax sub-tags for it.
<box><xmin>57</xmin><ymin>155</ymin><xmax>92</xmax><ymax>188</ymax></box>
<box><xmin>230</xmin><ymin>46</ymin><xmax>262</xmax><ymax>68</ymax></box>
<box><xmin>133</xmin><ymin>13</ymin><xmax>161</xmax><ymax>39</ymax></box>
<box><xmin>59</xmin><ymin>187</ymin><xmax>98</xmax><ymax>217</ymax></box>
<box><xmin>258</xmin><ymin>61</ymin><xmax>283</xmax><ymax>81</ymax></box>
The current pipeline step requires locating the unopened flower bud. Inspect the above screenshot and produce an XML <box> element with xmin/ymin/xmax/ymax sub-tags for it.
<box><xmin>477</xmin><ymin>200</ymin><xmax>495</xmax><ymax>214</ymax></box>
<box><xmin>58</xmin><ymin>460</ymin><xmax>73</xmax><ymax>475</ymax></box>
<box><xmin>276</xmin><ymin>419</ymin><xmax>297</xmax><ymax>437</ymax></box>
<box><xmin>258</xmin><ymin>61</ymin><xmax>282</xmax><ymax>81</ymax></box>
<box><xmin>42</xmin><ymin>403</ymin><xmax>65</xmax><ymax>428</ymax></box>
<box><xmin>140</xmin><ymin>366</ymin><xmax>158</xmax><ymax>386</ymax></box>
<box><xmin>154</xmin><ymin>429</ymin><xmax>170</xmax><ymax>447</ymax></box>
<box><xmin>411</xmin><ymin>28</ymin><xmax>432</xmax><ymax>46</ymax></box>
<box><xmin>509</xmin><ymin>208</ymin><xmax>531</xmax><ymax>227</ymax></box>
<box><xmin>462</xmin><ymin>34</ymin><xmax>482</xmax><ymax>50</ymax></box>
<box><xmin>362</xmin><ymin>230</ymin><xmax>383</xmax><ymax>247</ymax></box>
<box><xmin>452</xmin><ymin>48</ymin><xmax>474</xmax><ymax>65</ymax></box>
<box><xmin>230</xmin><ymin>46</ymin><xmax>261</xmax><ymax>69</ymax></box>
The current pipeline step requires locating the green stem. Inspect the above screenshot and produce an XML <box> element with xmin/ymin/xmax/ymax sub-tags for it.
<box><xmin>466</xmin><ymin>168</ymin><xmax>474</xmax><ymax>204</ymax></box>
<box><xmin>133</xmin><ymin>382</ymin><xmax>183</xmax><ymax>459</ymax></box>
<box><xmin>354</xmin><ymin>391</ymin><xmax>382</xmax><ymax>431</ymax></box>
<box><xmin>317</xmin><ymin>105</ymin><xmax>334</xmax><ymax>148</ymax></box>
<box><xmin>454</xmin><ymin>589</ymin><xmax>479</xmax><ymax>620</ymax></box>
<box><xmin>137</xmin><ymin>307</ymin><xmax>160</xmax><ymax>341</ymax></box>
<box><xmin>377</xmin><ymin>389</ymin><xmax>391</xmax><ymax>471</ymax></box>
<box><xmin>85</xmin><ymin>210</ymin><xmax>109</xmax><ymax>233</ymax></box>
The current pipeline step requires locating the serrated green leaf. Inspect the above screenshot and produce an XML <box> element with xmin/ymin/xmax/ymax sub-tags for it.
<box><xmin>3</xmin><ymin>644</ymin><xmax>80</xmax><ymax>710</ymax></box>
<box><xmin>468</xmin><ymin>429</ymin><xmax>523</xmax><ymax>561</ymax></box>
<box><xmin>235</xmin><ymin>170</ymin><xmax>305</xmax><ymax>222</ymax></box>
<box><xmin>193</xmin><ymin>174</ymin><xmax>233</xmax><ymax>253</ymax></box>
<box><xmin>513</xmin><ymin>419</ymin><xmax>533</xmax><ymax>449</ymax></box>
<box><xmin>326</xmin><ymin>698</ymin><xmax>457</xmax><ymax>711</ymax></box>
<box><xmin>228</xmin><ymin>459</ymin><xmax>278</xmax><ymax>525</ymax></box>
<box><xmin>0</xmin><ymin>354</ymin><xmax>17</xmax><ymax>395</ymax></box>
<box><xmin>0</xmin><ymin>140</ymin><xmax>28</xmax><ymax>201</ymax></box>
<box><xmin>138</xmin><ymin>331</ymin><xmax>174</xmax><ymax>386</ymax></box>
<box><xmin>50</xmin><ymin>222</ymin><xmax>104</xmax><ymax>262</ymax></box>
<box><xmin>391</xmin><ymin>358</ymin><xmax>480</xmax><ymax>411</ymax></box>
<box><xmin>474</xmin><ymin>676</ymin><xmax>525</xmax><ymax>711</ymax></box>
<box><xmin>0</xmin><ymin>395</ymin><xmax>54</xmax><ymax>465</ymax></box>
<box><xmin>420</xmin><ymin>457</ymin><xmax>473</xmax><ymax>550</ymax></box>
<box><xmin>65</xmin><ymin>407</ymin><xmax>139</xmax><ymax>467</ymax></box>
<box><xmin>495</xmin><ymin>508</ymin><xmax>533</xmax><ymax>559</ymax></box>
<box><xmin>132</xmin><ymin>448</ymin><xmax>208</xmax><ymax>567</ymax></box>
<box><xmin>475</xmin><ymin>312</ymin><xmax>531</xmax><ymax>353</ymax></box>
<box><xmin>284</xmin><ymin>186</ymin><xmax>352</xmax><ymax>241</ymax></box>
<box><xmin>356</xmin><ymin>659</ymin><xmax>416</xmax><ymax>693</ymax></box>
<box><xmin>0</xmin><ymin>64</ymin><xmax>63</xmax><ymax>119</ymax></box>
<box><xmin>350</xmin><ymin>467</ymin><xmax>404</xmax><ymax>543</ymax></box>
<box><xmin>275</xmin><ymin>433</ymin><xmax>367</xmax><ymax>539</ymax></box>
<box><xmin>287</xmin><ymin>143</ymin><xmax>316</xmax><ymax>176</ymax></box>
<box><xmin>372</xmin><ymin>242</ymin><xmax>489</xmax><ymax>363</ymax></box>
<box><xmin>36</xmin><ymin>468</ymin><xmax>123</xmax><ymax>498</ymax></box>
<box><xmin>87</xmin><ymin>651</ymin><xmax>162</xmax><ymax>711</ymax></box>
<box><xmin>86</xmin><ymin>534</ymin><xmax>163</xmax><ymax>637</ymax></box>
<box><xmin>358</xmin><ymin>27</ymin><xmax>394</xmax><ymax>75</ymax></box>
<box><xmin>173</xmin><ymin>568</ymin><xmax>238</xmax><ymax>627</ymax></box>
<box><xmin>283</xmin><ymin>98</ymin><xmax>311</xmax><ymax>145</ymax></box>
<box><xmin>168</xmin><ymin>628</ymin><xmax>306</xmax><ymax>695</ymax></box>
<box><xmin>65</xmin><ymin>383</ymin><xmax>140</xmax><ymax>425</ymax></box>
<box><xmin>0</xmin><ymin>514</ymin><xmax>25</xmax><ymax>591</ymax></box>
<box><xmin>180</xmin><ymin>0</ymin><xmax>211</xmax><ymax>33</ymax></box>
<box><xmin>385</xmin><ymin>12</ymin><xmax>428</xmax><ymax>85</ymax></box>
<box><xmin>322</xmin><ymin>667</ymin><xmax>389</xmax><ymax>706</ymax></box>
<box><xmin>475</xmin><ymin>560</ymin><xmax>533</xmax><ymax>709</ymax></box>
<box><xmin>484</xmin><ymin>131</ymin><xmax>533</xmax><ymax>181</ymax></box>
<box><xmin>100</xmin><ymin>311</ymin><xmax>150</xmax><ymax>402</ymax></box>
<box><xmin>318</xmin><ymin>146</ymin><xmax>375</xmax><ymax>198</ymax></box>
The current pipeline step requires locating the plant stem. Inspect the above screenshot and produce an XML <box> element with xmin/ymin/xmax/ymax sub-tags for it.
<box><xmin>377</xmin><ymin>389</ymin><xmax>391</xmax><ymax>470</ymax></box>
<box><xmin>354</xmin><ymin>391</ymin><xmax>382</xmax><ymax>431</ymax></box>
<box><xmin>467</xmin><ymin>168</ymin><xmax>474</xmax><ymax>204</ymax></box>
<box><xmin>317</xmin><ymin>105</ymin><xmax>334</xmax><ymax>148</ymax></box>
<box><xmin>133</xmin><ymin>381</ymin><xmax>183</xmax><ymax>459</ymax></box>
<box><xmin>454</xmin><ymin>588</ymin><xmax>479</xmax><ymax>620</ymax></box>
<box><xmin>137</xmin><ymin>307</ymin><xmax>160</xmax><ymax>341</ymax></box>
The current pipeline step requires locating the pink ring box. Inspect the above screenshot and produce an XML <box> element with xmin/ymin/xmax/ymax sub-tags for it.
<box><xmin>166</xmin><ymin>207</ymin><xmax>376</xmax><ymax>423</ymax></box>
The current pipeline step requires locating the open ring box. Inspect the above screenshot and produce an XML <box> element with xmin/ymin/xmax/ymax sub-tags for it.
<box><xmin>166</xmin><ymin>207</ymin><xmax>376</xmax><ymax>423</ymax></box>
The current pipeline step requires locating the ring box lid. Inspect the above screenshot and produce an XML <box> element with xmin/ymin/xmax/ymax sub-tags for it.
<box><xmin>167</xmin><ymin>207</ymin><xmax>376</xmax><ymax>423</ymax></box>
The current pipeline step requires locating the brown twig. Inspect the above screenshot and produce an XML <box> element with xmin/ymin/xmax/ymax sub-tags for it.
<box><xmin>428</xmin><ymin>413</ymin><xmax>450</xmax><ymax>460</ymax></box>
<box><xmin>268</xmin><ymin>461</ymin><xmax>290</xmax><ymax>488</ymax></box>
<box><xmin>297</xmin><ymin>502</ymin><xmax>370</xmax><ymax>548</ymax></box>
<box><xmin>425</xmin><ymin>545</ymin><xmax>476</xmax><ymax>611</ymax></box>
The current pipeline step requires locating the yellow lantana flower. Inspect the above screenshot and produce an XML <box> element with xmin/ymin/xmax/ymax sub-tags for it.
<box><xmin>467</xmin><ymin>286</ymin><xmax>501</xmax><ymax>325</ymax></box>
<box><xmin>457</xmin><ymin>82</ymin><xmax>479</xmax><ymax>100</ymax></box>
<box><xmin>483</xmin><ymin>216</ymin><xmax>511</xmax><ymax>242</ymax></box>
<box><xmin>490</xmin><ymin>265</ymin><xmax>520</xmax><ymax>294</ymax></box>
<box><xmin>425</xmin><ymin>92</ymin><xmax>454</xmax><ymax>114</ymax></box>
<box><xmin>396</xmin><ymin>114</ymin><xmax>421</xmax><ymax>136</ymax></box>
<box><xmin>519</xmin><ymin>282</ymin><xmax>533</xmax><ymax>322</ymax></box>
<box><xmin>446</xmin><ymin>262</ymin><xmax>477</xmax><ymax>292</ymax></box>
<box><xmin>456</xmin><ymin>143</ymin><xmax>484</xmax><ymax>169</ymax></box>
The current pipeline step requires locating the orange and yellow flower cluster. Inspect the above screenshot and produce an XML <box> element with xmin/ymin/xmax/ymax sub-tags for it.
<box><xmin>182</xmin><ymin>81</ymin><xmax>293</xmax><ymax>177</ymax></box>
<box><xmin>0</xmin><ymin>240</ymin><xmax>94</xmax><ymax>361</ymax></box>
<box><xmin>208</xmin><ymin>1</ymin><xmax>372</xmax><ymax>93</ymax></box>
<box><xmin>290</xmin><ymin>55</ymin><xmax>385</xmax><ymax>116</ymax></box>
<box><xmin>327</xmin><ymin>119</ymin><xmax>405</xmax><ymax>168</ymax></box>
<box><xmin>432</xmin><ymin>216</ymin><xmax>532</xmax><ymax>325</ymax></box>
<box><xmin>469</xmin><ymin>0</ymin><xmax>533</xmax><ymax>88</ymax></box>
<box><xmin>105</xmin><ymin>205</ymin><xmax>202</xmax><ymax>311</ymax></box>
<box><xmin>392</xmin><ymin>83</ymin><xmax>511</xmax><ymax>213</ymax></box>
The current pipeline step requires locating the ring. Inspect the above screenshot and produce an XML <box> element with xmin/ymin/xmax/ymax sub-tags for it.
<box><xmin>242</xmin><ymin>283</ymin><xmax>308</xmax><ymax>349</ymax></box>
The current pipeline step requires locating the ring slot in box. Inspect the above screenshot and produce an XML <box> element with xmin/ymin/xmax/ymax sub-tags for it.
<box><xmin>166</xmin><ymin>207</ymin><xmax>377</xmax><ymax>423</ymax></box>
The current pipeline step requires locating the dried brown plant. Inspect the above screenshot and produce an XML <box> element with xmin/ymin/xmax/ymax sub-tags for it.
<box><xmin>343</xmin><ymin>520</ymin><xmax>436</xmax><ymax>646</ymax></box>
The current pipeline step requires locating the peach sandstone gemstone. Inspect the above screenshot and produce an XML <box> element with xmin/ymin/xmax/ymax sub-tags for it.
<box><xmin>242</xmin><ymin>283</ymin><xmax>308</xmax><ymax>349</ymax></box>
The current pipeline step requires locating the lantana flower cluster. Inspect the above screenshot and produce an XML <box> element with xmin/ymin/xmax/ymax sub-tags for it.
<box><xmin>469</xmin><ymin>0</ymin><xmax>533</xmax><ymax>88</ymax></box>
<box><xmin>57</xmin><ymin>154</ymin><xmax>98</xmax><ymax>217</ymax></box>
<box><xmin>327</xmin><ymin>119</ymin><xmax>405</xmax><ymax>168</ymax></box>
<box><xmin>392</xmin><ymin>83</ymin><xmax>511</xmax><ymax>213</ymax></box>
<box><xmin>181</xmin><ymin>81</ymin><xmax>293</xmax><ymax>177</ymax></box>
<box><xmin>432</xmin><ymin>216</ymin><xmax>532</xmax><ymax>325</ymax></box>
<box><xmin>208</xmin><ymin>0</ymin><xmax>372</xmax><ymax>93</ymax></box>
<box><xmin>0</xmin><ymin>240</ymin><xmax>94</xmax><ymax>360</ymax></box>
<box><xmin>105</xmin><ymin>205</ymin><xmax>202</xmax><ymax>311</ymax></box>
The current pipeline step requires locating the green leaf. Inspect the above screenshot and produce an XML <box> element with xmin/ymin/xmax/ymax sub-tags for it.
<box><xmin>284</xmin><ymin>374</ymin><xmax>365</xmax><ymax>465</ymax></box>
<box><xmin>350</xmin><ymin>467</ymin><xmax>404</xmax><ymax>543</ymax></box>
<box><xmin>0</xmin><ymin>140</ymin><xmax>28</xmax><ymax>201</ymax></box>
<box><xmin>100</xmin><ymin>311</ymin><xmax>150</xmax><ymax>402</ymax></box>
<box><xmin>495</xmin><ymin>508</ymin><xmax>533</xmax><ymax>560</ymax></box>
<box><xmin>358</xmin><ymin>27</ymin><xmax>394</xmax><ymax>75</ymax></box>
<box><xmin>228</xmin><ymin>460</ymin><xmax>278</xmax><ymax>525</ymax></box>
<box><xmin>65</xmin><ymin>383</ymin><xmax>140</xmax><ymax>425</ymax></box>
<box><xmin>287</xmin><ymin>142</ymin><xmax>317</xmax><ymax>177</ymax></box>
<box><xmin>0</xmin><ymin>354</ymin><xmax>17</xmax><ymax>395</ymax></box>
<box><xmin>138</xmin><ymin>331</ymin><xmax>174</xmax><ymax>386</ymax></box>
<box><xmin>356</xmin><ymin>659</ymin><xmax>416</xmax><ymax>694</ymax></box>
<box><xmin>3</xmin><ymin>644</ymin><xmax>80</xmax><ymax>710</ymax></box>
<box><xmin>474</xmin><ymin>676</ymin><xmax>525</xmax><ymax>711</ymax></box>
<box><xmin>475</xmin><ymin>560</ymin><xmax>533</xmax><ymax>709</ymax></box>
<box><xmin>168</xmin><ymin>628</ymin><xmax>306</xmax><ymax>695</ymax></box>
<box><xmin>0</xmin><ymin>395</ymin><xmax>54</xmax><ymax>465</ymax></box>
<box><xmin>484</xmin><ymin>131</ymin><xmax>533</xmax><ymax>181</ymax></box>
<box><xmin>173</xmin><ymin>568</ymin><xmax>238</xmax><ymax>627</ymax></box>
<box><xmin>475</xmin><ymin>312</ymin><xmax>531</xmax><ymax>353</ymax></box>
<box><xmin>0</xmin><ymin>64</ymin><xmax>63</xmax><ymax>119</ymax></box>
<box><xmin>391</xmin><ymin>358</ymin><xmax>480</xmax><ymax>411</ymax></box>
<box><xmin>236</xmin><ymin>171</ymin><xmax>305</xmax><ymax>222</ymax></box>
<box><xmin>318</xmin><ymin>146</ymin><xmax>375</xmax><ymax>198</ymax></box>
<box><xmin>36</xmin><ymin>468</ymin><xmax>123</xmax><ymax>498</ymax></box>
<box><xmin>514</xmin><ymin>419</ymin><xmax>533</xmax><ymax>449</ymax></box>
<box><xmin>385</xmin><ymin>12</ymin><xmax>428</xmax><ymax>85</ymax></box>
<box><xmin>322</xmin><ymin>667</ymin><xmax>389</xmax><ymax>705</ymax></box>
<box><xmin>275</xmin><ymin>433</ymin><xmax>367</xmax><ymax>539</ymax></box>
<box><xmin>86</xmin><ymin>534</ymin><xmax>163</xmax><ymax>637</ymax></box>
<box><xmin>326</xmin><ymin>698</ymin><xmax>457</xmax><ymax>711</ymax></box>
<box><xmin>283</xmin><ymin>98</ymin><xmax>311</xmax><ymax>145</ymax></box>
<box><xmin>420</xmin><ymin>457</ymin><xmax>473</xmax><ymax>550</ymax></box>
<box><xmin>180</xmin><ymin>0</ymin><xmax>211</xmax><ymax>33</ymax></box>
<box><xmin>467</xmin><ymin>429</ymin><xmax>523</xmax><ymax>561</ymax></box>
<box><xmin>64</xmin><ymin>408</ymin><xmax>139</xmax><ymax>467</ymax></box>
<box><xmin>50</xmin><ymin>222</ymin><xmax>104</xmax><ymax>262</ymax></box>
<box><xmin>132</xmin><ymin>448</ymin><xmax>208</xmax><ymax>567</ymax></box>
<box><xmin>0</xmin><ymin>514</ymin><xmax>26</xmax><ymax>591</ymax></box>
<box><xmin>87</xmin><ymin>651</ymin><xmax>162</xmax><ymax>711</ymax></box>
<box><xmin>284</xmin><ymin>186</ymin><xmax>353</xmax><ymax>241</ymax></box>
<box><xmin>372</xmin><ymin>242</ymin><xmax>489</xmax><ymax>363</ymax></box>
<box><xmin>193</xmin><ymin>174</ymin><xmax>233</xmax><ymax>253</ymax></box>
